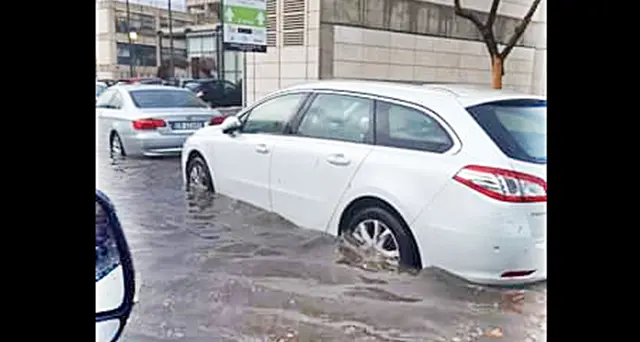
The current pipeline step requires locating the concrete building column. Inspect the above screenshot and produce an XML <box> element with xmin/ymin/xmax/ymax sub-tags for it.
<box><xmin>531</xmin><ymin>49</ymin><xmax>546</xmax><ymax>96</ymax></box>
<box><xmin>96</xmin><ymin>0</ymin><xmax>118</xmax><ymax>79</ymax></box>
<box><xmin>529</xmin><ymin>0</ymin><xmax>546</xmax><ymax>95</ymax></box>
<box><xmin>155</xmin><ymin>13</ymin><xmax>162</xmax><ymax>67</ymax></box>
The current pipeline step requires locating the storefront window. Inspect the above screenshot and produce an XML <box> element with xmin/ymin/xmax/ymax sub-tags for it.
<box><xmin>186</xmin><ymin>32</ymin><xmax>243</xmax><ymax>83</ymax></box>
<box><xmin>161</xmin><ymin>48</ymin><xmax>188</xmax><ymax>68</ymax></box>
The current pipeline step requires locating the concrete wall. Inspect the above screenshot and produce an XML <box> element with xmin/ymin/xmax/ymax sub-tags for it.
<box><xmin>321</xmin><ymin>0</ymin><xmax>546</xmax><ymax>94</ymax></box>
<box><xmin>245</xmin><ymin>0</ymin><xmax>322</xmax><ymax>104</ymax></box>
<box><xmin>328</xmin><ymin>25</ymin><xmax>535</xmax><ymax>93</ymax></box>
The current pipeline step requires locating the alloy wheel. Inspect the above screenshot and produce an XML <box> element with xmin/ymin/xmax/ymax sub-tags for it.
<box><xmin>188</xmin><ymin>162</ymin><xmax>209</xmax><ymax>191</ymax></box>
<box><xmin>110</xmin><ymin>135</ymin><xmax>123</xmax><ymax>156</ymax></box>
<box><xmin>350</xmin><ymin>219</ymin><xmax>400</xmax><ymax>266</ymax></box>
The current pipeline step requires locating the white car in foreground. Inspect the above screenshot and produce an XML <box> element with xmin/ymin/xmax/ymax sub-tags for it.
<box><xmin>181</xmin><ymin>81</ymin><xmax>546</xmax><ymax>285</ymax></box>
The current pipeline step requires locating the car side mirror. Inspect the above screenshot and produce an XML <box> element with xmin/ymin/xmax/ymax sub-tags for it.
<box><xmin>219</xmin><ymin>116</ymin><xmax>242</xmax><ymax>134</ymax></box>
<box><xmin>96</xmin><ymin>190</ymin><xmax>136</xmax><ymax>342</ymax></box>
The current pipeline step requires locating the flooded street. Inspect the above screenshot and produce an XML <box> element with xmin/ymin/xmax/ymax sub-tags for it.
<box><xmin>97</xmin><ymin>144</ymin><xmax>546</xmax><ymax>342</ymax></box>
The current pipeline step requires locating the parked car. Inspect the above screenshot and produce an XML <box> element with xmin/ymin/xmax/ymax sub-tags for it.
<box><xmin>96</xmin><ymin>85</ymin><xmax>224</xmax><ymax>157</ymax></box>
<box><xmin>96</xmin><ymin>81</ymin><xmax>108</xmax><ymax>102</ymax></box>
<box><xmin>182</xmin><ymin>79</ymin><xmax>242</xmax><ymax>107</ymax></box>
<box><xmin>96</xmin><ymin>190</ymin><xmax>136</xmax><ymax>342</ymax></box>
<box><xmin>135</xmin><ymin>77</ymin><xmax>164</xmax><ymax>85</ymax></box>
<box><xmin>98</xmin><ymin>79</ymin><xmax>117</xmax><ymax>87</ymax></box>
<box><xmin>181</xmin><ymin>81</ymin><xmax>547</xmax><ymax>285</ymax></box>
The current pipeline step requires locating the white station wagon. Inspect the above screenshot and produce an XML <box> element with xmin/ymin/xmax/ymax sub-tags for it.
<box><xmin>181</xmin><ymin>81</ymin><xmax>547</xmax><ymax>285</ymax></box>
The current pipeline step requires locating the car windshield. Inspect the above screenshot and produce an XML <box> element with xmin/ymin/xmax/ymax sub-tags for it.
<box><xmin>466</xmin><ymin>99</ymin><xmax>546</xmax><ymax>164</ymax></box>
<box><xmin>96</xmin><ymin>83</ymin><xmax>107</xmax><ymax>97</ymax></box>
<box><xmin>129</xmin><ymin>89</ymin><xmax>209</xmax><ymax>108</ymax></box>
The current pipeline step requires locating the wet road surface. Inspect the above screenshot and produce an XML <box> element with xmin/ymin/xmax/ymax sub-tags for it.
<box><xmin>97</xmin><ymin>144</ymin><xmax>546</xmax><ymax>342</ymax></box>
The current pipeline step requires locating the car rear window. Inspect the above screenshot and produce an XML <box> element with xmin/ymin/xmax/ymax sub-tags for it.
<box><xmin>466</xmin><ymin>99</ymin><xmax>546</xmax><ymax>164</ymax></box>
<box><xmin>129</xmin><ymin>89</ymin><xmax>208</xmax><ymax>108</ymax></box>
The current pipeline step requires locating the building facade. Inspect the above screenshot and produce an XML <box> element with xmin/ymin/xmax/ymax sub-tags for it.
<box><xmin>244</xmin><ymin>0</ymin><xmax>546</xmax><ymax>104</ymax></box>
<box><xmin>96</xmin><ymin>0</ymin><xmax>195</xmax><ymax>79</ymax></box>
<box><xmin>185</xmin><ymin>0</ymin><xmax>220</xmax><ymax>24</ymax></box>
<box><xmin>100</xmin><ymin>0</ymin><xmax>547</xmax><ymax>101</ymax></box>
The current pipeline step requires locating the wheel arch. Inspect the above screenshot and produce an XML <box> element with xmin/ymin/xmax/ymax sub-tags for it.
<box><xmin>109</xmin><ymin>129</ymin><xmax>127</xmax><ymax>156</ymax></box>
<box><xmin>184</xmin><ymin>148</ymin><xmax>217</xmax><ymax>189</ymax></box>
<box><xmin>337</xmin><ymin>195</ymin><xmax>423</xmax><ymax>268</ymax></box>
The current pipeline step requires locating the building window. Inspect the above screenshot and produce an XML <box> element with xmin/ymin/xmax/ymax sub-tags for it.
<box><xmin>115</xmin><ymin>11</ymin><xmax>128</xmax><ymax>33</ymax></box>
<box><xmin>117</xmin><ymin>43</ymin><xmax>158</xmax><ymax>67</ymax></box>
<box><xmin>161</xmin><ymin>48</ymin><xmax>189</xmax><ymax>68</ymax></box>
<box><xmin>115</xmin><ymin>11</ymin><xmax>156</xmax><ymax>36</ymax></box>
<box><xmin>187</xmin><ymin>35</ymin><xmax>216</xmax><ymax>56</ymax></box>
<box><xmin>160</xmin><ymin>18</ymin><xmax>191</xmax><ymax>29</ymax></box>
<box><xmin>185</xmin><ymin>32</ymin><xmax>244</xmax><ymax>83</ymax></box>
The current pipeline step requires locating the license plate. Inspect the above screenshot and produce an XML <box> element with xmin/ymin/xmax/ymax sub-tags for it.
<box><xmin>171</xmin><ymin>121</ymin><xmax>205</xmax><ymax>130</ymax></box>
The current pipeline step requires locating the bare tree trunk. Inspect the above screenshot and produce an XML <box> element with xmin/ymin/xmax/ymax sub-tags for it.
<box><xmin>491</xmin><ymin>56</ymin><xmax>503</xmax><ymax>89</ymax></box>
<box><xmin>455</xmin><ymin>0</ymin><xmax>541</xmax><ymax>89</ymax></box>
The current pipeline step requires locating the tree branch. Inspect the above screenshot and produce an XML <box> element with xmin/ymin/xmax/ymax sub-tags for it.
<box><xmin>486</xmin><ymin>0</ymin><xmax>501</xmax><ymax>27</ymax></box>
<box><xmin>454</xmin><ymin>0</ymin><xmax>499</xmax><ymax>56</ymax></box>
<box><xmin>453</xmin><ymin>0</ymin><xmax>485</xmax><ymax>30</ymax></box>
<box><xmin>499</xmin><ymin>0</ymin><xmax>542</xmax><ymax>59</ymax></box>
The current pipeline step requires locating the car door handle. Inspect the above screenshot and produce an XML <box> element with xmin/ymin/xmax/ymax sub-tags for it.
<box><xmin>326</xmin><ymin>153</ymin><xmax>350</xmax><ymax>166</ymax></box>
<box><xmin>255</xmin><ymin>144</ymin><xmax>269</xmax><ymax>154</ymax></box>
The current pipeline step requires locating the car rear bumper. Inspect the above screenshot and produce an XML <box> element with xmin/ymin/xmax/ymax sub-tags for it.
<box><xmin>428</xmin><ymin>228</ymin><xmax>547</xmax><ymax>285</ymax></box>
<box><xmin>411</xmin><ymin>182</ymin><xmax>547</xmax><ymax>285</ymax></box>
<box><xmin>123</xmin><ymin>132</ymin><xmax>192</xmax><ymax>157</ymax></box>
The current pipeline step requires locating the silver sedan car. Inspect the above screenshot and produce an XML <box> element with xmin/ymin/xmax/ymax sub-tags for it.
<box><xmin>97</xmin><ymin>85</ymin><xmax>224</xmax><ymax>157</ymax></box>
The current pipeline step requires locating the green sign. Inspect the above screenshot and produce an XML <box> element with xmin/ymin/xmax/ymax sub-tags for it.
<box><xmin>222</xmin><ymin>0</ymin><xmax>268</xmax><ymax>51</ymax></box>
<box><xmin>223</xmin><ymin>5</ymin><xmax>266</xmax><ymax>28</ymax></box>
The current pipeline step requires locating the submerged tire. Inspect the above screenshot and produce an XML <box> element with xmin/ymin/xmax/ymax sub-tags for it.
<box><xmin>186</xmin><ymin>155</ymin><xmax>214</xmax><ymax>192</ymax></box>
<box><xmin>344</xmin><ymin>205</ymin><xmax>420</xmax><ymax>269</ymax></box>
<box><xmin>110</xmin><ymin>132</ymin><xmax>126</xmax><ymax>157</ymax></box>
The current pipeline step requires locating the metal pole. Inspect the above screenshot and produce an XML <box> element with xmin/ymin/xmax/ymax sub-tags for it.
<box><xmin>216</xmin><ymin>25</ymin><xmax>223</xmax><ymax>80</ymax></box>
<box><xmin>219</xmin><ymin>0</ymin><xmax>225</xmax><ymax>83</ymax></box>
<box><xmin>157</xmin><ymin>32</ymin><xmax>163</xmax><ymax>77</ymax></box>
<box><xmin>242</xmin><ymin>51</ymin><xmax>247</xmax><ymax>107</ymax></box>
<box><xmin>168</xmin><ymin>0</ymin><xmax>175</xmax><ymax>78</ymax></box>
<box><xmin>126</xmin><ymin>0</ymin><xmax>134</xmax><ymax>77</ymax></box>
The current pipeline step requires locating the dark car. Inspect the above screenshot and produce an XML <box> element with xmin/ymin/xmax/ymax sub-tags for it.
<box><xmin>182</xmin><ymin>79</ymin><xmax>242</xmax><ymax>108</ymax></box>
<box><xmin>97</xmin><ymin>79</ymin><xmax>117</xmax><ymax>87</ymax></box>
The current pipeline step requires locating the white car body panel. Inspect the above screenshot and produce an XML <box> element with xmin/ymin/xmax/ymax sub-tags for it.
<box><xmin>269</xmin><ymin>135</ymin><xmax>374</xmax><ymax>232</ymax></box>
<box><xmin>182</xmin><ymin>81</ymin><xmax>547</xmax><ymax>285</ymax></box>
<box><xmin>208</xmin><ymin>132</ymin><xmax>277</xmax><ymax>210</ymax></box>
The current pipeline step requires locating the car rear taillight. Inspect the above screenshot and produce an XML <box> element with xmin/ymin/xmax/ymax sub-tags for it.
<box><xmin>209</xmin><ymin>115</ymin><xmax>227</xmax><ymax>125</ymax></box>
<box><xmin>453</xmin><ymin>165</ymin><xmax>546</xmax><ymax>203</ymax></box>
<box><xmin>132</xmin><ymin>118</ymin><xmax>166</xmax><ymax>130</ymax></box>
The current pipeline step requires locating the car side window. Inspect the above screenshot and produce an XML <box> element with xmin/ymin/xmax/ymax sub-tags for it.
<box><xmin>296</xmin><ymin>93</ymin><xmax>373</xmax><ymax>144</ymax></box>
<box><xmin>109</xmin><ymin>92</ymin><xmax>124</xmax><ymax>109</ymax></box>
<box><xmin>375</xmin><ymin>101</ymin><xmax>453</xmax><ymax>153</ymax></box>
<box><xmin>96</xmin><ymin>90</ymin><xmax>116</xmax><ymax>108</ymax></box>
<box><xmin>242</xmin><ymin>93</ymin><xmax>308</xmax><ymax>134</ymax></box>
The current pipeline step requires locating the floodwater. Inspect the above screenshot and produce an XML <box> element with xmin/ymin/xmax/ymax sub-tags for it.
<box><xmin>97</xmin><ymin>143</ymin><xmax>546</xmax><ymax>342</ymax></box>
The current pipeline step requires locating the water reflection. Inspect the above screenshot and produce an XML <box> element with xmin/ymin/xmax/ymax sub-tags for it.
<box><xmin>98</xmin><ymin>148</ymin><xmax>546</xmax><ymax>342</ymax></box>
